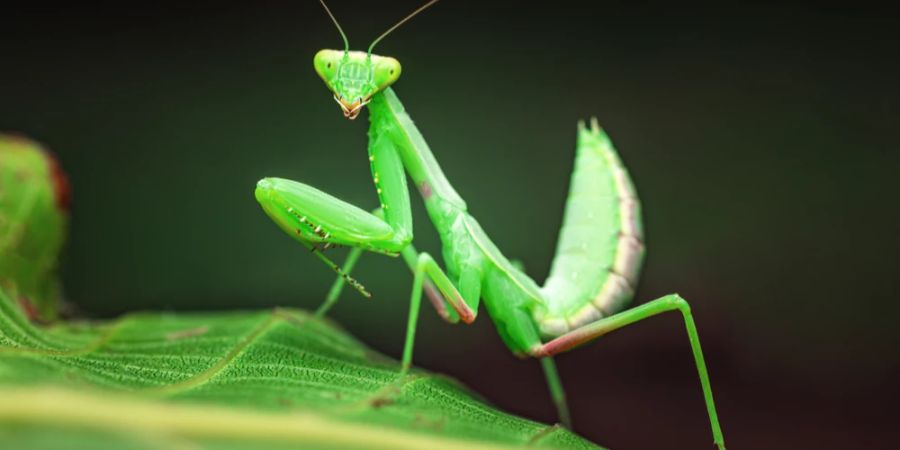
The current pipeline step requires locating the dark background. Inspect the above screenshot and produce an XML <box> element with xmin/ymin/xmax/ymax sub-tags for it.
<box><xmin>3</xmin><ymin>1</ymin><xmax>899</xmax><ymax>448</ymax></box>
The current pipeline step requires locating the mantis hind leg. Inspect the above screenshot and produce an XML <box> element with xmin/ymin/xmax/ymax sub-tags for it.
<box><xmin>532</xmin><ymin>294</ymin><xmax>726</xmax><ymax>450</ymax></box>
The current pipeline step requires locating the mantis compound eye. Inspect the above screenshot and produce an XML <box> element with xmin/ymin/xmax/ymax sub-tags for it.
<box><xmin>372</xmin><ymin>57</ymin><xmax>402</xmax><ymax>90</ymax></box>
<box><xmin>313</xmin><ymin>49</ymin><xmax>341</xmax><ymax>81</ymax></box>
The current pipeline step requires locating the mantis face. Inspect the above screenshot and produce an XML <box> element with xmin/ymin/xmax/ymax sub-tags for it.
<box><xmin>314</xmin><ymin>50</ymin><xmax>401</xmax><ymax>120</ymax></box>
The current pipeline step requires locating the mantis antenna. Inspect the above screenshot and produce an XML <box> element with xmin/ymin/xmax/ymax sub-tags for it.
<box><xmin>368</xmin><ymin>0</ymin><xmax>441</xmax><ymax>55</ymax></box>
<box><xmin>319</xmin><ymin>0</ymin><xmax>349</xmax><ymax>53</ymax></box>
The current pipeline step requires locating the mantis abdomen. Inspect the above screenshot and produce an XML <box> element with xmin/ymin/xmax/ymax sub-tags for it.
<box><xmin>536</xmin><ymin>120</ymin><xmax>645</xmax><ymax>337</ymax></box>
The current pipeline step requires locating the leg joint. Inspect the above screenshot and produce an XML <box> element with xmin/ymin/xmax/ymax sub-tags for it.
<box><xmin>397</xmin><ymin>231</ymin><xmax>413</xmax><ymax>248</ymax></box>
<box><xmin>668</xmin><ymin>293</ymin><xmax>691</xmax><ymax>313</ymax></box>
<box><xmin>416</xmin><ymin>252</ymin><xmax>434</xmax><ymax>271</ymax></box>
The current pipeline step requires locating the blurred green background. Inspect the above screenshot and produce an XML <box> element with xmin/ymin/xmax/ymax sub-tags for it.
<box><xmin>3</xmin><ymin>1</ymin><xmax>898</xmax><ymax>448</ymax></box>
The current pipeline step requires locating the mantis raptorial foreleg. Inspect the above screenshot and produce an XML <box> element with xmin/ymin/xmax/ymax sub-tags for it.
<box><xmin>255</xmin><ymin>178</ymin><xmax>410</xmax><ymax>253</ymax></box>
<box><xmin>315</xmin><ymin>206</ymin><xmax>393</xmax><ymax>318</ymax></box>
<box><xmin>256</xmin><ymin>114</ymin><xmax>416</xmax><ymax>299</ymax></box>
<box><xmin>316</xmin><ymin>246</ymin><xmax>364</xmax><ymax>318</ymax></box>
<box><xmin>532</xmin><ymin>294</ymin><xmax>725</xmax><ymax>449</ymax></box>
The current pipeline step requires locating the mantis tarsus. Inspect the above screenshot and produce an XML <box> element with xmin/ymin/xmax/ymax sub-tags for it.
<box><xmin>255</xmin><ymin>1</ymin><xmax>726</xmax><ymax>448</ymax></box>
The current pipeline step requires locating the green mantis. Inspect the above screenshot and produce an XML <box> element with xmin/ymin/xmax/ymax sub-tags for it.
<box><xmin>256</xmin><ymin>1</ymin><xmax>726</xmax><ymax>448</ymax></box>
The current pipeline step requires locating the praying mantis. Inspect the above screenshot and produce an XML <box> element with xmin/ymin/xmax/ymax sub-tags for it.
<box><xmin>255</xmin><ymin>1</ymin><xmax>726</xmax><ymax>448</ymax></box>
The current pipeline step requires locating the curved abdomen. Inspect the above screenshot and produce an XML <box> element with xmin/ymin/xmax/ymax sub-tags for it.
<box><xmin>535</xmin><ymin>120</ymin><xmax>645</xmax><ymax>337</ymax></box>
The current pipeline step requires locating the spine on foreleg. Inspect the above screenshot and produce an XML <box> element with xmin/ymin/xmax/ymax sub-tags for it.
<box><xmin>536</xmin><ymin>119</ymin><xmax>645</xmax><ymax>337</ymax></box>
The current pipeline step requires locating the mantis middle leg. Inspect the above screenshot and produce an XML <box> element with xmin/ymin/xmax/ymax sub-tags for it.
<box><xmin>399</xmin><ymin>250</ymin><xmax>480</xmax><ymax>372</ymax></box>
<box><xmin>316</xmin><ymin>221</ymin><xmax>473</xmax><ymax>323</ymax></box>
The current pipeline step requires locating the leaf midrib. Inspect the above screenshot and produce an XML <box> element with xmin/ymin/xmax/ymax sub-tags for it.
<box><xmin>0</xmin><ymin>386</ymin><xmax>555</xmax><ymax>450</ymax></box>
<box><xmin>146</xmin><ymin>311</ymin><xmax>280</xmax><ymax>395</ymax></box>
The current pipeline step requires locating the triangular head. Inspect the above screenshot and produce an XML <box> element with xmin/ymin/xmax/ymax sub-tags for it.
<box><xmin>313</xmin><ymin>50</ymin><xmax>401</xmax><ymax>120</ymax></box>
<box><xmin>314</xmin><ymin>0</ymin><xmax>438</xmax><ymax>119</ymax></box>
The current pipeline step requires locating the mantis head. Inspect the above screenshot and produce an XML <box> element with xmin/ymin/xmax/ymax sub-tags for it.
<box><xmin>314</xmin><ymin>50</ymin><xmax>401</xmax><ymax>120</ymax></box>
<box><xmin>316</xmin><ymin>0</ymin><xmax>438</xmax><ymax>120</ymax></box>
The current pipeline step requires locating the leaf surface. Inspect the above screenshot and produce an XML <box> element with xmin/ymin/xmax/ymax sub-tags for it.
<box><xmin>0</xmin><ymin>134</ymin><xmax>600</xmax><ymax>449</ymax></box>
<box><xmin>0</xmin><ymin>290</ymin><xmax>600</xmax><ymax>449</ymax></box>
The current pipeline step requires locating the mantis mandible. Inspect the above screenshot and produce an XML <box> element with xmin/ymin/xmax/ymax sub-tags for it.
<box><xmin>255</xmin><ymin>1</ymin><xmax>726</xmax><ymax>448</ymax></box>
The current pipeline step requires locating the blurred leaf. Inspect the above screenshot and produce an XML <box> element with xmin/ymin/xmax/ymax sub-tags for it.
<box><xmin>0</xmin><ymin>134</ymin><xmax>68</xmax><ymax>321</ymax></box>
<box><xmin>0</xmin><ymin>289</ymin><xmax>599</xmax><ymax>449</ymax></box>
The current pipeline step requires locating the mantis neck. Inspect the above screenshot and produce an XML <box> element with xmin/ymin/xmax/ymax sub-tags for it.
<box><xmin>368</xmin><ymin>88</ymin><xmax>467</xmax><ymax>226</ymax></box>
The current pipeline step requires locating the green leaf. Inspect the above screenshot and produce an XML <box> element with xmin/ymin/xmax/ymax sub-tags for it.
<box><xmin>0</xmin><ymin>134</ymin><xmax>600</xmax><ymax>448</ymax></box>
<box><xmin>0</xmin><ymin>134</ymin><xmax>68</xmax><ymax>321</ymax></box>
<box><xmin>0</xmin><ymin>289</ymin><xmax>601</xmax><ymax>449</ymax></box>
